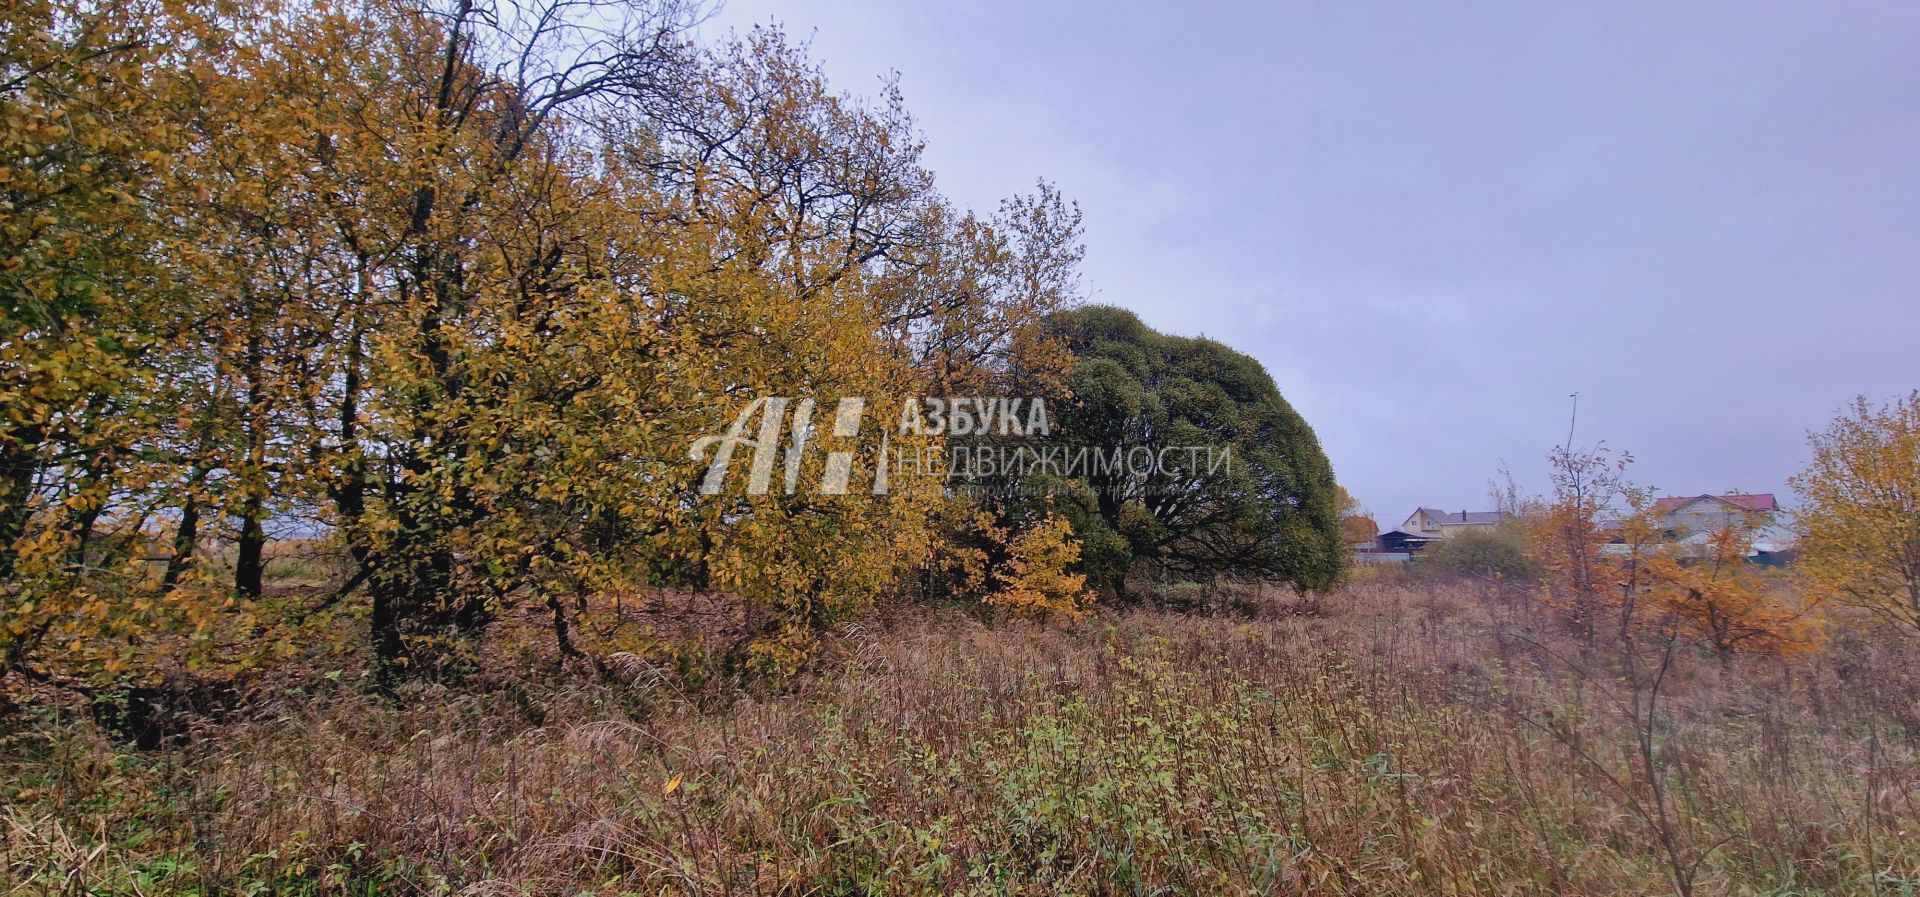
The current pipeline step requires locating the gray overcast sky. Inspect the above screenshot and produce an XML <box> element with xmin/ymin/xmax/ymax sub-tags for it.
<box><xmin>703</xmin><ymin>1</ymin><xmax>1920</xmax><ymax>523</ymax></box>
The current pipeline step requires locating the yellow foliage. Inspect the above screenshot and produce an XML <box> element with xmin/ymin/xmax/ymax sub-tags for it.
<box><xmin>0</xmin><ymin>0</ymin><xmax>1088</xmax><ymax>689</ymax></box>
<box><xmin>1791</xmin><ymin>392</ymin><xmax>1920</xmax><ymax>635</ymax></box>
<box><xmin>985</xmin><ymin>515</ymin><xmax>1093</xmax><ymax>618</ymax></box>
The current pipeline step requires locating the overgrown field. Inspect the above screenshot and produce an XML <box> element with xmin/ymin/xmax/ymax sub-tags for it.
<box><xmin>5</xmin><ymin>582</ymin><xmax>1918</xmax><ymax>896</ymax></box>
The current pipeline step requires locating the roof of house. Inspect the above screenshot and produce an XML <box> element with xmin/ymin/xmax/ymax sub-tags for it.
<box><xmin>1413</xmin><ymin>508</ymin><xmax>1510</xmax><ymax>525</ymax></box>
<box><xmin>1649</xmin><ymin>493</ymin><xmax>1779</xmax><ymax>516</ymax></box>
<box><xmin>1378</xmin><ymin>529</ymin><xmax>1442</xmax><ymax>541</ymax></box>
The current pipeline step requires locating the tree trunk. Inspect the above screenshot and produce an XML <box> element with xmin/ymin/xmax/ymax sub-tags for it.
<box><xmin>235</xmin><ymin>321</ymin><xmax>269</xmax><ymax>600</ymax></box>
<box><xmin>370</xmin><ymin>571</ymin><xmax>406</xmax><ymax>687</ymax></box>
<box><xmin>369</xmin><ymin>542</ymin><xmax>460</xmax><ymax>686</ymax></box>
<box><xmin>64</xmin><ymin>454</ymin><xmax>114</xmax><ymax>572</ymax></box>
<box><xmin>0</xmin><ymin>425</ymin><xmax>44</xmax><ymax>583</ymax></box>
<box><xmin>234</xmin><ymin>507</ymin><xmax>264</xmax><ymax>599</ymax></box>
<box><xmin>162</xmin><ymin>492</ymin><xmax>201</xmax><ymax>590</ymax></box>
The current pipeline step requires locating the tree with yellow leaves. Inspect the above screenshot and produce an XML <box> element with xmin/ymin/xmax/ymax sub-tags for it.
<box><xmin>1335</xmin><ymin>485</ymin><xmax>1379</xmax><ymax>546</ymax></box>
<box><xmin>0</xmin><ymin>0</ymin><xmax>1092</xmax><ymax>694</ymax></box>
<box><xmin>985</xmin><ymin>515</ymin><xmax>1094</xmax><ymax>618</ymax></box>
<box><xmin>1791</xmin><ymin>391</ymin><xmax>1920</xmax><ymax>635</ymax></box>
<box><xmin>0</xmin><ymin>0</ymin><xmax>214</xmax><ymax>686</ymax></box>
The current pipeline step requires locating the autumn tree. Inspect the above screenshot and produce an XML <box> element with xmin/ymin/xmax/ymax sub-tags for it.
<box><xmin>1529</xmin><ymin>444</ymin><xmax>1653</xmax><ymax>641</ymax></box>
<box><xmin>1792</xmin><ymin>391</ymin><xmax>1920</xmax><ymax>634</ymax></box>
<box><xmin>983</xmin><ymin>514</ymin><xmax>1093</xmax><ymax>618</ymax></box>
<box><xmin>0</xmin><ymin>0</ymin><xmax>220</xmax><ymax>685</ymax></box>
<box><xmin>152</xmin><ymin>0</ymin><xmax>722</xmax><ymax>680</ymax></box>
<box><xmin>610</xmin><ymin>27</ymin><xmax>1088</xmax><ymax>666</ymax></box>
<box><xmin>2</xmin><ymin>0</ymin><xmax>1095</xmax><ymax>691</ymax></box>
<box><xmin>1335</xmin><ymin>485</ymin><xmax>1379</xmax><ymax>545</ymax></box>
<box><xmin>602</xmin><ymin>26</ymin><xmax>1091</xmax><ymax>644</ymax></box>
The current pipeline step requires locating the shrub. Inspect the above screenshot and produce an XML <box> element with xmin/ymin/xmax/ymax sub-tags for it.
<box><xmin>1420</xmin><ymin>526</ymin><xmax>1540</xmax><ymax>583</ymax></box>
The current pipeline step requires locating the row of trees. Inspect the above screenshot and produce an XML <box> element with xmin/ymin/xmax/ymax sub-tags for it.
<box><xmin>0</xmin><ymin>0</ymin><xmax>1090</xmax><ymax>687</ymax></box>
<box><xmin>1</xmin><ymin>0</ymin><xmax>1347</xmax><ymax>694</ymax></box>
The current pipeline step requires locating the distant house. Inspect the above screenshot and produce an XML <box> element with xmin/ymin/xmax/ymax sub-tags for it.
<box><xmin>1600</xmin><ymin>493</ymin><xmax>1791</xmax><ymax>562</ymax></box>
<box><xmin>1648</xmin><ymin>493</ymin><xmax>1778</xmax><ymax>537</ymax></box>
<box><xmin>1354</xmin><ymin>529</ymin><xmax>1440</xmax><ymax>564</ymax></box>
<box><xmin>1377</xmin><ymin>530</ymin><xmax>1442</xmax><ymax>553</ymax></box>
<box><xmin>1399</xmin><ymin>507</ymin><xmax>1513</xmax><ymax>538</ymax></box>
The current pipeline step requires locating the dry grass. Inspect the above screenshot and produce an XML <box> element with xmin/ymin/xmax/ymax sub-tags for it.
<box><xmin>4</xmin><ymin>581</ymin><xmax>1919</xmax><ymax>895</ymax></box>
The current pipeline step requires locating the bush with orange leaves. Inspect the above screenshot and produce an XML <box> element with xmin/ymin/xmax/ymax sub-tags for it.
<box><xmin>1529</xmin><ymin>445</ymin><xmax>1654</xmax><ymax>641</ymax></box>
<box><xmin>1530</xmin><ymin>445</ymin><xmax>1817</xmax><ymax>658</ymax></box>
<box><xmin>1643</xmin><ymin>526</ymin><xmax>1821</xmax><ymax>660</ymax></box>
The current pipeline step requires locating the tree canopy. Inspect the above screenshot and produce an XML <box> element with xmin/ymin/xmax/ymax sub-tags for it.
<box><xmin>1793</xmin><ymin>392</ymin><xmax>1920</xmax><ymax>634</ymax></box>
<box><xmin>0</xmin><ymin>0</ymin><xmax>1350</xmax><ymax>699</ymax></box>
<box><xmin>1036</xmin><ymin>306</ymin><xmax>1345</xmax><ymax>597</ymax></box>
<box><xmin>0</xmin><ymin>0</ymin><xmax>1084</xmax><ymax>689</ymax></box>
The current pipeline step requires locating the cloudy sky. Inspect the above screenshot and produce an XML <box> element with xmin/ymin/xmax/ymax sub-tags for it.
<box><xmin>702</xmin><ymin>1</ymin><xmax>1920</xmax><ymax>523</ymax></box>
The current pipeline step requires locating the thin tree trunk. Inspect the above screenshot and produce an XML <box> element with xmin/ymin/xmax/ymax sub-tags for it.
<box><xmin>234</xmin><ymin>506</ymin><xmax>264</xmax><ymax>599</ymax></box>
<box><xmin>370</xmin><ymin>573</ymin><xmax>406</xmax><ymax>687</ymax></box>
<box><xmin>162</xmin><ymin>492</ymin><xmax>201</xmax><ymax>590</ymax></box>
<box><xmin>0</xmin><ymin>425</ymin><xmax>44</xmax><ymax>583</ymax></box>
<box><xmin>65</xmin><ymin>454</ymin><xmax>114</xmax><ymax>572</ymax></box>
<box><xmin>235</xmin><ymin>321</ymin><xmax>269</xmax><ymax>600</ymax></box>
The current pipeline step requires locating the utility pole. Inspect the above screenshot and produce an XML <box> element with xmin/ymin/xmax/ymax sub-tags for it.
<box><xmin>1564</xmin><ymin>392</ymin><xmax>1579</xmax><ymax>455</ymax></box>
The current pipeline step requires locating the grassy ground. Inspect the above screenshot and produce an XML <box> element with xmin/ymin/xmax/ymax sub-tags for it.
<box><xmin>4</xmin><ymin>581</ymin><xmax>1918</xmax><ymax>895</ymax></box>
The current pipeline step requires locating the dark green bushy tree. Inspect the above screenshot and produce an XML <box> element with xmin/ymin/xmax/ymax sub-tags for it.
<box><xmin>1033</xmin><ymin>306</ymin><xmax>1344</xmax><ymax>598</ymax></box>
